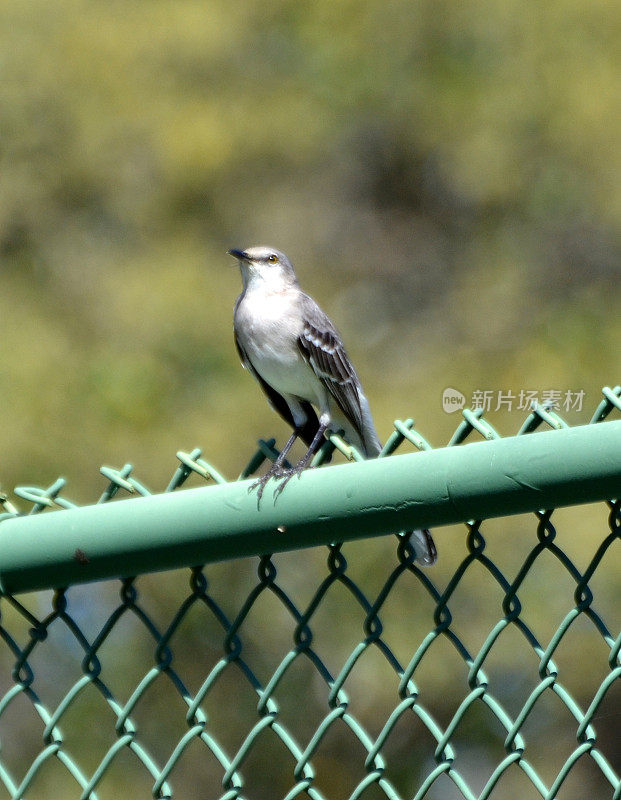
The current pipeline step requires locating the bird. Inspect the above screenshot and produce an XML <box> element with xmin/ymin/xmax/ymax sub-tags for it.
<box><xmin>229</xmin><ymin>245</ymin><xmax>437</xmax><ymax>566</ymax></box>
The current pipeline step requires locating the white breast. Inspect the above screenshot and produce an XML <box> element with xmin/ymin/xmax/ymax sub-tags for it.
<box><xmin>235</xmin><ymin>289</ymin><xmax>323</xmax><ymax>402</ymax></box>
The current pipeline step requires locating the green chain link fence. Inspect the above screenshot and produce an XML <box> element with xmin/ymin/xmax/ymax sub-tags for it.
<box><xmin>0</xmin><ymin>387</ymin><xmax>619</xmax><ymax>800</ymax></box>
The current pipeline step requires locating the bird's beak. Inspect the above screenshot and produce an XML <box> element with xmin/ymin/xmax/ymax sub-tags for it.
<box><xmin>227</xmin><ymin>248</ymin><xmax>250</xmax><ymax>262</ymax></box>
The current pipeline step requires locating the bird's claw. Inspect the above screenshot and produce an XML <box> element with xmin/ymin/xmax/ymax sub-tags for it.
<box><xmin>272</xmin><ymin>471</ymin><xmax>294</xmax><ymax>499</ymax></box>
<box><xmin>272</xmin><ymin>465</ymin><xmax>307</xmax><ymax>498</ymax></box>
<box><xmin>249</xmin><ymin>475</ymin><xmax>269</xmax><ymax>502</ymax></box>
<box><xmin>250</xmin><ymin>464</ymin><xmax>288</xmax><ymax>502</ymax></box>
<box><xmin>251</xmin><ymin>462</ymin><xmax>310</xmax><ymax>503</ymax></box>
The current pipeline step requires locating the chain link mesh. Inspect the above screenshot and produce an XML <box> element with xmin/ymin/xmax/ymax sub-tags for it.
<box><xmin>1</xmin><ymin>388</ymin><xmax>620</xmax><ymax>799</ymax></box>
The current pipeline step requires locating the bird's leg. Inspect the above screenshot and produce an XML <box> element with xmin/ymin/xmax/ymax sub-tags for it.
<box><xmin>273</xmin><ymin>422</ymin><xmax>328</xmax><ymax>498</ymax></box>
<box><xmin>251</xmin><ymin>430</ymin><xmax>299</xmax><ymax>501</ymax></box>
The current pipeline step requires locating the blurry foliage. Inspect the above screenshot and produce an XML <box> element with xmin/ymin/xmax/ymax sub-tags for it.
<box><xmin>0</xmin><ymin>1</ymin><xmax>619</xmax><ymax>797</ymax></box>
<box><xmin>1</xmin><ymin>0</ymin><xmax>620</xmax><ymax>494</ymax></box>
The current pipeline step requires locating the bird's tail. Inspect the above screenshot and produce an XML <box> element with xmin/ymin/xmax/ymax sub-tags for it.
<box><xmin>407</xmin><ymin>529</ymin><xmax>437</xmax><ymax>567</ymax></box>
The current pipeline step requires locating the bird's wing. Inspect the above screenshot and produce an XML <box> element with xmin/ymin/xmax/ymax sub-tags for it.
<box><xmin>297</xmin><ymin>296</ymin><xmax>365</xmax><ymax>436</ymax></box>
<box><xmin>234</xmin><ymin>327</ymin><xmax>320</xmax><ymax>448</ymax></box>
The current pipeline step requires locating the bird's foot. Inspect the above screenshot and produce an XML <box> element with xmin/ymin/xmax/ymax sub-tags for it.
<box><xmin>272</xmin><ymin>463</ymin><xmax>308</xmax><ymax>499</ymax></box>
<box><xmin>250</xmin><ymin>464</ymin><xmax>288</xmax><ymax>502</ymax></box>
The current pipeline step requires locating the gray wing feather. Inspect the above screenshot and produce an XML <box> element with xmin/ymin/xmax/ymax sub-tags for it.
<box><xmin>297</xmin><ymin>296</ymin><xmax>366</xmax><ymax>436</ymax></box>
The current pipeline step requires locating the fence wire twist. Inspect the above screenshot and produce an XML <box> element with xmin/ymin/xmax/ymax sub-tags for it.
<box><xmin>0</xmin><ymin>387</ymin><xmax>620</xmax><ymax>799</ymax></box>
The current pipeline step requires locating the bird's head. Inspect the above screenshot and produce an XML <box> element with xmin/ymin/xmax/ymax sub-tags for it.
<box><xmin>227</xmin><ymin>246</ymin><xmax>299</xmax><ymax>292</ymax></box>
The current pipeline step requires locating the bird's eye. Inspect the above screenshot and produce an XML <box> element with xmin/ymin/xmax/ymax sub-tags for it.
<box><xmin>267</xmin><ymin>254</ymin><xmax>278</xmax><ymax>264</ymax></box>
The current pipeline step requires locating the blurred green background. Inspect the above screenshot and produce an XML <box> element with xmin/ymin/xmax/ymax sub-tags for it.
<box><xmin>1</xmin><ymin>1</ymin><xmax>619</xmax><ymax>798</ymax></box>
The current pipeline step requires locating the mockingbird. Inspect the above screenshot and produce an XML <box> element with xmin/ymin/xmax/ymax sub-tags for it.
<box><xmin>230</xmin><ymin>245</ymin><xmax>437</xmax><ymax>566</ymax></box>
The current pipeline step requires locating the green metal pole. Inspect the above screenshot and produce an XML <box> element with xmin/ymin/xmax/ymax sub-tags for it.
<box><xmin>0</xmin><ymin>421</ymin><xmax>620</xmax><ymax>594</ymax></box>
